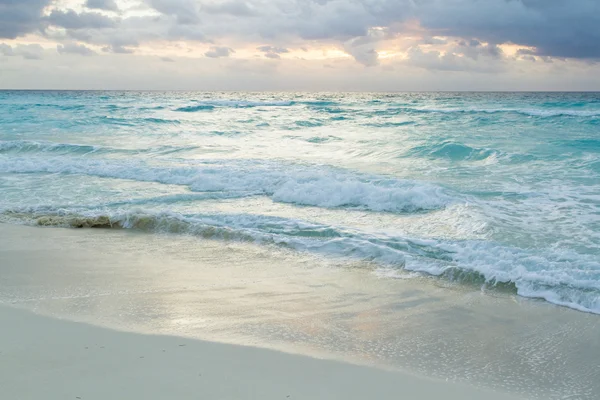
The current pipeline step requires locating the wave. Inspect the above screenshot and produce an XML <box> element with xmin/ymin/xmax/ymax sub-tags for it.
<box><xmin>0</xmin><ymin>140</ymin><xmax>199</xmax><ymax>157</ymax></box>
<box><xmin>386</xmin><ymin>106</ymin><xmax>600</xmax><ymax>118</ymax></box>
<box><xmin>330</xmin><ymin>116</ymin><xmax>350</xmax><ymax>121</ymax></box>
<box><xmin>175</xmin><ymin>100</ymin><xmax>293</xmax><ymax>111</ymax></box>
<box><xmin>4</xmin><ymin>208</ymin><xmax>599</xmax><ymax>314</ymax></box>
<box><xmin>363</xmin><ymin>121</ymin><xmax>416</xmax><ymax>128</ymax></box>
<box><xmin>99</xmin><ymin>116</ymin><xmax>181</xmax><ymax>125</ymax></box>
<box><xmin>174</xmin><ymin>105</ymin><xmax>215</xmax><ymax>112</ymax></box>
<box><xmin>139</xmin><ymin>106</ymin><xmax>166</xmax><ymax>110</ymax></box>
<box><xmin>0</xmin><ymin>140</ymin><xmax>102</xmax><ymax>155</ymax></box>
<box><xmin>0</xmin><ymin>157</ymin><xmax>453</xmax><ymax>213</ymax></box>
<box><xmin>319</xmin><ymin>108</ymin><xmax>346</xmax><ymax>114</ymax></box>
<box><xmin>299</xmin><ymin>101</ymin><xmax>339</xmax><ymax>107</ymax></box>
<box><xmin>405</xmin><ymin>241</ymin><xmax>600</xmax><ymax>314</ymax></box>
<box><xmin>102</xmin><ymin>104</ymin><xmax>133</xmax><ymax>111</ymax></box>
<box><xmin>407</xmin><ymin>141</ymin><xmax>501</xmax><ymax>162</ymax></box>
<box><xmin>1</xmin><ymin>209</ymin><xmax>413</xmax><ymax>263</ymax></box>
<box><xmin>9</xmin><ymin>103</ymin><xmax>87</xmax><ymax>111</ymax></box>
<box><xmin>295</xmin><ymin>120</ymin><xmax>324</xmax><ymax>128</ymax></box>
<box><xmin>552</xmin><ymin>139</ymin><xmax>600</xmax><ymax>152</ymax></box>
<box><xmin>143</xmin><ymin>117</ymin><xmax>181</xmax><ymax>124</ymax></box>
<box><xmin>306</xmin><ymin>136</ymin><xmax>342</xmax><ymax>143</ymax></box>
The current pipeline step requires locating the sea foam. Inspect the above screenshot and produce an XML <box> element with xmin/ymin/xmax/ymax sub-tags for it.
<box><xmin>4</xmin><ymin>207</ymin><xmax>599</xmax><ymax>314</ymax></box>
<box><xmin>0</xmin><ymin>156</ymin><xmax>453</xmax><ymax>213</ymax></box>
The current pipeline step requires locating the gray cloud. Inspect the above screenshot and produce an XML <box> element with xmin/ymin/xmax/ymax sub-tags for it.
<box><xmin>146</xmin><ymin>0</ymin><xmax>201</xmax><ymax>24</ymax></box>
<box><xmin>455</xmin><ymin>39</ymin><xmax>503</xmax><ymax>60</ymax></box>
<box><xmin>85</xmin><ymin>0</ymin><xmax>119</xmax><ymax>12</ymax></box>
<box><xmin>57</xmin><ymin>42</ymin><xmax>97</xmax><ymax>56</ymax></box>
<box><xmin>202</xmin><ymin>1</ymin><xmax>256</xmax><ymax>16</ymax></box>
<box><xmin>61</xmin><ymin>22</ymin><xmax>141</xmax><ymax>54</ymax></box>
<box><xmin>0</xmin><ymin>0</ymin><xmax>50</xmax><ymax>39</ymax></box>
<box><xmin>103</xmin><ymin>44</ymin><xmax>135</xmax><ymax>54</ymax></box>
<box><xmin>204</xmin><ymin>46</ymin><xmax>234</xmax><ymax>58</ymax></box>
<box><xmin>0</xmin><ymin>43</ymin><xmax>14</xmax><ymax>56</ymax></box>
<box><xmin>414</xmin><ymin>0</ymin><xmax>600</xmax><ymax>59</ymax></box>
<box><xmin>420</xmin><ymin>36</ymin><xmax>447</xmax><ymax>45</ymax></box>
<box><xmin>3</xmin><ymin>0</ymin><xmax>600</xmax><ymax>63</ymax></box>
<box><xmin>257</xmin><ymin>45</ymin><xmax>289</xmax><ymax>54</ymax></box>
<box><xmin>257</xmin><ymin>45</ymin><xmax>289</xmax><ymax>59</ymax></box>
<box><xmin>47</xmin><ymin>9</ymin><xmax>118</xmax><ymax>30</ymax></box>
<box><xmin>167</xmin><ymin>23</ymin><xmax>207</xmax><ymax>41</ymax></box>
<box><xmin>406</xmin><ymin>47</ymin><xmax>471</xmax><ymax>72</ymax></box>
<box><xmin>340</xmin><ymin>28</ymin><xmax>386</xmax><ymax>66</ymax></box>
<box><xmin>224</xmin><ymin>58</ymin><xmax>278</xmax><ymax>75</ymax></box>
<box><xmin>405</xmin><ymin>42</ymin><xmax>505</xmax><ymax>73</ymax></box>
<box><xmin>220</xmin><ymin>0</ymin><xmax>599</xmax><ymax>59</ymax></box>
<box><xmin>0</xmin><ymin>43</ymin><xmax>44</xmax><ymax>59</ymax></box>
<box><xmin>346</xmin><ymin>47</ymin><xmax>378</xmax><ymax>67</ymax></box>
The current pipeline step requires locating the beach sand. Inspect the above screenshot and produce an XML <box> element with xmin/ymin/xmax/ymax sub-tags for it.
<box><xmin>1</xmin><ymin>305</ymin><xmax>520</xmax><ymax>400</ymax></box>
<box><xmin>1</xmin><ymin>224</ymin><xmax>599</xmax><ymax>399</ymax></box>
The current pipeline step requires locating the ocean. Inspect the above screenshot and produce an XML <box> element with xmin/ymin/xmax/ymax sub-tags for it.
<box><xmin>1</xmin><ymin>90</ymin><xmax>599</xmax><ymax>314</ymax></box>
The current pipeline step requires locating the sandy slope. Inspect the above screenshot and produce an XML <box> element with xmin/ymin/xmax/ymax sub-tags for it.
<box><xmin>0</xmin><ymin>305</ymin><xmax>520</xmax><ymax>400</ymax></box>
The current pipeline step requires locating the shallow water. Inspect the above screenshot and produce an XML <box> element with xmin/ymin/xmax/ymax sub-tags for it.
<box><xmin>1</xmin><ymin>225</ymin><xmax>599</xmax><ymax>400</ymax></box>
<box><xmin>1</xmin><ymin>91</ymin><xmax>599</xmax><ymax>313</ymax></box>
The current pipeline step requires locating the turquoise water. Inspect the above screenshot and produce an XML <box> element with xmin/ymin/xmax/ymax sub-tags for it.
<box><xmin>1</xmin><ymin>91</ymin><xmax>599</xmax><ymax>313</ymax></box>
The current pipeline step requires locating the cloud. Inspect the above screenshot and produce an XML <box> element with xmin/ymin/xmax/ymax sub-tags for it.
<box><xmin>146</xmin><ymin>0</ymin><xmax>201</xmax><ymax>24</ymax></box>
<box><xmin>103</xmin><ymin>44</ymin><xmax>135</xmax><ymax>54</ymax></box>
<box><xmin>341</xmin><ymin>28</ymin><xmax>386</xmax><ymax>66</ymax></box>
<box><xmin>85</xmin><ymin>0</ymin><xmax>119</xmax><ymax>12</ymax></box>
<box><xmin>57</xmin><ymin>42</ymin><xmax>97</xmax><ymax>56</ymax></box>
<box><xmin>405</xmin><ymin>43</ymin><xmax>505</xmax><ymax>73</ymax></box>
<box><xmin>61</xmin><ymin>25</ymin><xmax>140</xmax><ymax>54</ymax></box>
<box><xmin>2</xmin><ymin>0</ymin><xmax>600</xmax><ymax>92</ymax></box>
<box><xmin>257</xmin><ymin>45</ymin><xmax>289</xmax><ymax>59</ymax></box>
<box><xmin>257</xmin><ymin>45</ymin><xmax>289</xmax><ymax>54</ymax></box>
<box><xmin>0</xmin><ymin>43</ymin><xmax>44</xmax><ymax>60</ymax></box>
<box><xmin>455</xmin><ymin>39</ymin><xmax>503</xmax><ymax>60</ymax></box>
<box><xmin>160</xmin><ymin>56</ymin><xmax>175</xmax><ymax>62</ymax></box>
<box><xmin>420</xmin><ymin>36</ymin><xmax>447</xmax><ymax>45</ymax></box>
<box><xmin>0</xmin><ymin>43</ymin><xmax>14</xmax><ymax>56</ymax></box>
<box><xmin>3</xmin><ymin>0</ymin><xmax>600</xmax><ymax>61</ymax></box>
<box><xmin>202</xmin><ymin>0</ymin><xmax>256</xmax><ymax>16</ymax></box>
<box><xmin>346</xmin><ymin>47</ymin><xmax>378</xmax><ymax>66</ymax></box>
<box><xmin>47</xmin><ymin>9</ymin><xmax>118</xmax><ymax>30</ymax></box>
<box><xmin>0</xmin><ymin>0</ymin><xmax>51</xmax><ymax>39</ymax></box>
<box><xmin>166</xmin><ymin>23</ymin><xmax>208</xmax><ymax>41</ymax></box>
<box><xmin>414</xmin><ymin>0</ymin><xmax>600</xmax><ymax>59</ymax></box>
<box><xmin>204</xmin><ymin>46</ymin><xmax>234</xmax><ymax>58</ymax></box>
<box><xmin>224</xmin><ymin>58</ymin><xmax>278</xmax><ymax>75</ymax></box>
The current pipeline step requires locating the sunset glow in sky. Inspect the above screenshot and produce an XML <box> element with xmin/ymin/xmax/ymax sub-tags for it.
<box><xmin>1</xmin><ymin>0</ymin><xmax>599</xmax><ymax>90</ymax></box>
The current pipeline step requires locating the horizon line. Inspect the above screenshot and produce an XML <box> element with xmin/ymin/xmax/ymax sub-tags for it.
<box><xmin>2</xmin><ymin>89</ymin><xmax>600</xmax><ymax>93</ymax></box>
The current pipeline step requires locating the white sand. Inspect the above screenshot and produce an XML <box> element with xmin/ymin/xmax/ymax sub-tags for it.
<box><xmin>0</xmin><ymin>305</ymin><xmax>520</xmax><ymax>400</ymax></box>
<box><xmin>4</xmin><ymin>224</ymin><xmax>598</xmax><ymax>399</ymax></box>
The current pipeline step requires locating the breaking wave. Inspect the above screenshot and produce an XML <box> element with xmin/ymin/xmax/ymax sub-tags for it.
<box><xmin>0</xmin><ymin>140</ymin><xmax>198</xmax><ymax>157</ymax></box>
<box><xmin>3</xmin><ymin>208</ymin><xmax>599</xmax><ymax>314</ymax></box>
<box><xmin>175</xmin><ymin>100</ymin><xmax>293</xmax><ymax>111</ymax></box>
<box><xmin>0</xmin><ymin>156</ymin><xmax>453</xmax><ymax>213</ymax></box>
<box><xmin>394</xmin><ymin>107</ymin><xmax>600</xmax><ymax>118</ymax></box>
<box><xmin>407</xmin><ymin>141</ymin><xmax>501</xmax><ymax>161</ymax></box>
<box><xmin>174</xmin><ymin>105</ymin><xmax>215</xmax><ymax>112</ymax></box>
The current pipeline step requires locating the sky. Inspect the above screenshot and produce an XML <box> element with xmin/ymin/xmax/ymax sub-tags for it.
<box><xmin>1</xmin><ymin>0</ymin><xmax>599</xmax><ymax>91</ymax></box>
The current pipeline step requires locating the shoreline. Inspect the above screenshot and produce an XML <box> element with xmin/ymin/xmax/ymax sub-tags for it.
<box><xmin>0</xmin><ymin>305</ymin><xmax>520</xmax><ymax>400</ymax></box>
<box><xmin>1</xmin><ymin>223</ymin><xmax>599</xmax><ymax>399</ymax></box>
<box><xmin>3</xmin><ymin>213</ymin><xmax>597</xmax><ymax>316</ymax></box>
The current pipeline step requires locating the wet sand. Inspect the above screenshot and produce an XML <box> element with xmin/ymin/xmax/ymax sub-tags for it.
<box><xmin>1</xmin><ymin>224</ymin><xmax>599</xmax><ymax>399</ymax></box>
<box><xmin>0</xmin><ymin>305</ymin><xmax>521</xmax><ymax>400</ymax></box>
